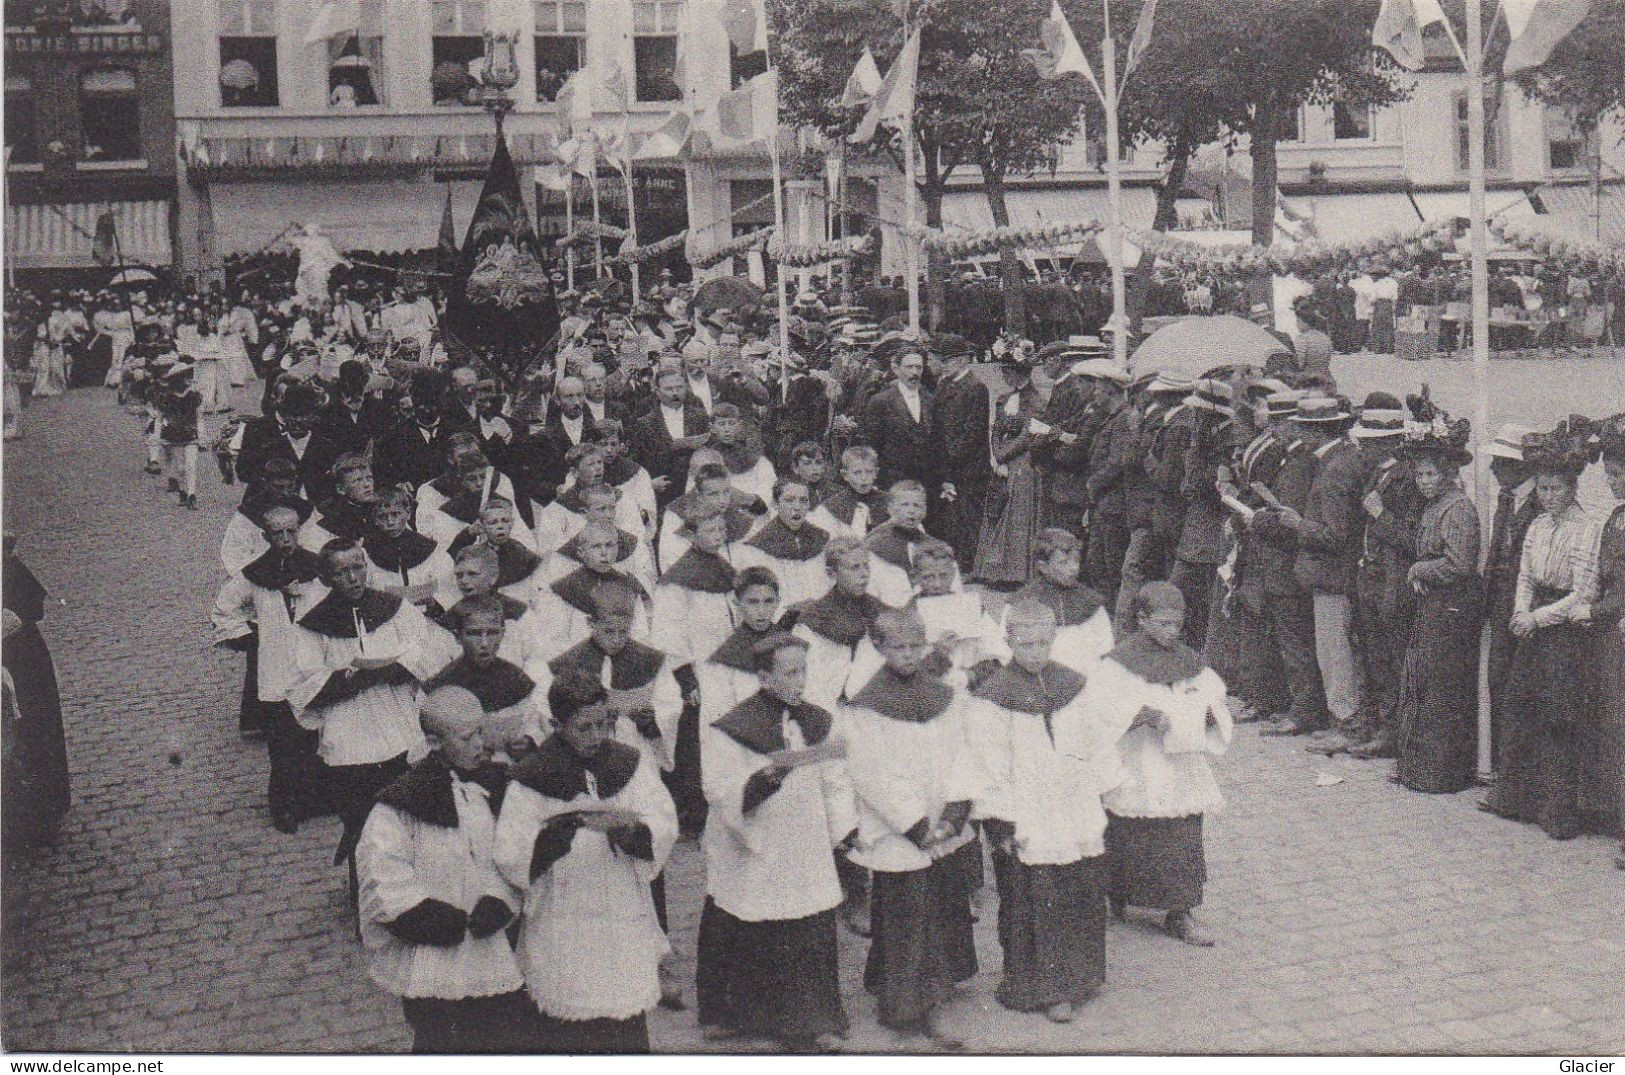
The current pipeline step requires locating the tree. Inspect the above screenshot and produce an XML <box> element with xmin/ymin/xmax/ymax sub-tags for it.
<box><xmin>773</xmin><ymin>0</ymin><xmax>1090</xmax><ymax>332</ymax></box>
<box><xmin>1509</xmin><ymin>2</ymin><xmax>1625</xmax><ymax>143</ymax></box>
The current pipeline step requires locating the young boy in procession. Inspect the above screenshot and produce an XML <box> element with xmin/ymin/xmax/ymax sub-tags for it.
<box><xmin>850</xmin><ymin>539</ymin><xmax>1008</xmax><ymax>694</ymax></box>
<box><xmin>697</xmin><ymin>633</ymin><xmax>857</xmax><ymax>1052</ymax></box>
<box><xmin>708</xmin><ymin>402</ymin><xmax>777</xmax><ymax>507</ymax></box>
<box><xmin>791</xmin><ymin>535</ymin><xmax>893</xmax><ymax>713</ymax></box>
<box><xmin>1089</xmin><ymin>582</ymin><xmax>1233</xmax><ymax>947</ymax></box>
<box><xmin>446</xmin><ymin>495</ymin><xmax>546</xmax><ymax>607</ymax></box>
<box><xmin>157</xmin><ymin>362</ymin><xmax>202</xmax><ymax>510</ymax></box>
<box><xmin>532</xmin><ymin>443</ymin><xmax>621</xmax><ymax>560</ymax></box>
<box><xmin>734</xmin><ymin>477</ymin><xmax>832</xmax><ymax>609</ymax></box>
<box><xmin>494</xmin><ymin>671</ymin><xmax>678</xmax><ymax>1054</ymax></box>
<box><xmin>658</xmin><ymin>460</ymin><xmax>759</xmax><ymax>572</ymax></box>
<box><xmin>301</xmin><ymin>454</ymin><xmax>376</xmax><ymax>550</ymax></box>
<box><xmin>211</xmin><ymin>503</ymin><xmax>326</xmax><ymax>832</ymax></box>
<box><xmin>356</xmin><ymin>687</ymin><xmax>538</xmax><ymax>1054</ymax></box>
<box><xmin>970</xmin><ymin>600</ymin><xmax>1124</xmax><ymax>1022</ymax></box>
<box><xmin>287</xmin><ymin>539</ymin><xmax>437</xmax><ymax>876</ymax></box>
<box><xmin>1008</xmin><ymin>528</ymin><xmax>1117</xmax><ymax>676</ymax></box>
<box><xmin>423</xmin><ymin>544</ymin><xmax>552</xmax><ymax>682</ymax></box>
<box><xmin>789</xmin><ymin>441</ymin><xmax>840</xmax><ymax>508</ymax></box>
<box><xmin>809</xmin><ymin>445</ymin><xmax>887</xmax><ymax>539</ymax></box>
<box><xmin>865</xmin><ymin>480</ymin><xmax>943</xmax><ymax>607</ymax></box>
<box><xmin>422</xmin><ymin>595</ymin><xmax>548</xmax><ymax>767</ymax></box>
<box><xmin>418</xmin><ymin>443</ymin><xmax>533</xmax><ymax>555</ymax></box>
<box><xmin>221</xmin><ymin>456</ymin><xmax>310</xmax><ymax>576</ymax></box>
<box><xmin>533</xmin><ymin>521</ymin><xmax>653</xmax><ymax>658</ymax></box>
<box><xmin>842</xmin><ymin>608</ymin><xmax>986</xmax><ymax>1049</ymax></box>
<box><xmin>595</xmin><ymin>419</ymin><xmax>659</xmax><ymax>543</ymax></box>
<box><xmin>651</xmin><ymin>506</ymin><xmax>741</xmax><ymax>670</ymax></box>
<box><xmin>363</xmin><ymin>486</ymin><xmax>453</xmax><ymax>610</ymax></box>
<box><xmin>541</xmin><ymin>483</ymin><xmax>659</xmax><ymax>595</ymax></box>
<box><xmin>696</xmin><ymin>566</ymin><xmax>787</xmax><ymax>731</ymax></box>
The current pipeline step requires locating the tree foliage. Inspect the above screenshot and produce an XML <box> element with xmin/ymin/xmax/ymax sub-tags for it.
<box><xmin>1509</xmin><ymin>0</ymin><xmax>1625</xmax><ymax>136</ymax></box>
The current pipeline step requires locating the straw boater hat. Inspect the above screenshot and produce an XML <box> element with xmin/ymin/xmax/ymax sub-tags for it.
<box><xmin>1185</xmin><ymin>378</ymin><xmax>1236</xmax><ymax>414</ymax></box>
<box><xmin>1067</xmin><ymin>357</ymin><xmax>1131</xmax><ymax>385</ymax></box>
<box><xmin>1291</xmin><ymin>396</ymin><xmax>1355</xmax><ymax>425</ymax></box>
<box><xmin>1351</xmin><ymin>392</ymin><xmax>1407</xmax><ymax>440</ymax></box>
<box><xmin>1485</xmin><ymin>423</ymin><xmax>1538</xmax><ymax>461</ymax></box>
<box><xmin>1264</xmin><ymin>390</ymin><xmax>1305</xmax><ymax>419</ymax></box>
<box><xmin>1146</xmin><ymin>371</ymin><xmax>1195</xmax><ymax>395</ymax></box>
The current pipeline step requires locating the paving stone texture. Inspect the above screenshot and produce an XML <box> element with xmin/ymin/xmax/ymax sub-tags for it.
<box><xmin>3</xmin><ymin>386</ymin><xmax>1621</xmax><ymax>1055</ymax></box>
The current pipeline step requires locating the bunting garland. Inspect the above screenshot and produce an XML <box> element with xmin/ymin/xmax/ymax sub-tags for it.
<box><xmin>1136</xmin><ymin>222</ymin><xmax>1458</xmax><ymax>278</ymax></box>
<box><xmin>920</xmin><ymin>219</ymin><xmax>1106</xmax><ymax>259</ymax></box>
<box><xmin>767</xmin><ymin>233</ymin><xmax>874</xmax><ymax>267</ymax></box>
<box><xmin>692</xmin><ymin>227</ymin><xmax>775</xmax><ymax>269</ymax></box>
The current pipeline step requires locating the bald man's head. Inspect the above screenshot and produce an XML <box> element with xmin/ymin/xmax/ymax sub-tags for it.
<box><xmin>421</xmin><ymin>687</ymin><xmax>489</xmax><ymax>772</ymax></box>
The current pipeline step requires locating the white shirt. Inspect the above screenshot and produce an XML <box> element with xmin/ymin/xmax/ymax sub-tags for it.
<box><xmin>897</xmin><ymin>383</ymin><xmax>922</xmax><ymax>423</ymax></box>
<box><xmin>688</xmin><ymin>376</ymin><xmax>713</xmax><ymax>415</ymax></box>
<box><xmin>660</xmin><ymin>403</ymin><xmax>686</xmax><ymax>442</ymax></box>
<box><xmin>560</xmin><ymin>413</ymin><xmax>584</xmax><ymax>446</ymax></box>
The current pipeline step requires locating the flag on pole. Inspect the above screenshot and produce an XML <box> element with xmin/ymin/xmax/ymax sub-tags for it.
<box><xmin>1371</xmin><ymin>0</ymin><xmax>1447</xmax><ymax>71</ymax></box>
<box><xmin>850</xmin><ymin>30</ymin><xmax>920</xmax><ymax>144</ymax></box>
<box><xmin>1122</xmin><ymin>0</ymin><xmax>1160</xmax><ymax>80</ymax></box>
<box><xmin>597</xmin><ymin>58</ymin><xmax>631</xmax><ymax>112</ymax></box>
<box><xmin>436</xmin><ymin>185</ymin><xmax>458</xmax><ymax>269</ymax></box>
<box><xmin>1502</xmin><ymin>0</ymin><xmax>1591</xmax><ymax>76</ymax></box>
<box><xmin>715</xmin><ymin>0</ymin><xmax>768</xmax><ymax>54</ymax></box>
<box><xmin>1499</xmin><ymin>0</ymin><xmax>1540</xmax><ymax>40</ymax></box>
<box><xmin>303</xmin><ymin>0</ymin><xmax>361</xmax><ymax>45</ymax></box>
<box><xmin>1021</xmin><ymin>1</ymin><xmax>1103</xmax><ymax>102</ymax></box>
<box><xmin>633</xmin><ymin>110</ymin><xmax>692</xmax><ymax>160</ymax></box>
<box><xmin>719</xmin><ymin>68</ymin><xmax>779</xmax><ymax>143</ymax></box>
<box><xmin>536</xmin><ymin>159</ymin><xmax>572</xmax><ymax>192</ymax></box>
<box><xmin>554</xmin><ymin>67</ymin><xmax>595</xmax><ymax>139</ymax></box>
<box><xmin>840</xmin><ymin>46</ymin><xmax>884</xmax><ymax>108</ymax></box>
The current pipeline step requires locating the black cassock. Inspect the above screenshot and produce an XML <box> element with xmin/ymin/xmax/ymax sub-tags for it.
<box><xmin>3</xmin><ymin>549</ymin><xmax>69</xmax><ymax>845</ymax></box>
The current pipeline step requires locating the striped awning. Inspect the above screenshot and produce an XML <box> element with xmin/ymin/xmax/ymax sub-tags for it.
<box><xmin>4</xmin><ymin>198</ymin><xmax>172</xmax><ymax>269</ymax></box>
<box><xmin>940</xmin><ymin>185</ymin><xmax>1157</xmax><ymax>234</ymax></box>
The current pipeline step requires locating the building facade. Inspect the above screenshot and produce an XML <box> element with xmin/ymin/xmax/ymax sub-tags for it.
<box><xmin>4</xmin><ymin>0</ymin><xmax>177</xmax><ymax>281</ymax></box>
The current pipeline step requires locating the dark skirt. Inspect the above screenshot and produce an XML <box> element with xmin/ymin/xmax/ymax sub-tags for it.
<box><xmin>401</xmin><ymin>990</ymin><xmax>545</xmax><ymax>1054</ymax></box>
<box><xmin>534</xmin><ymin>1011</ymin><xmax>649</xmax><ymax>1054</ymax></box>
<box><xmin>973</xmin><ymin>458</ymin><xmax>1043</xmax><ymax>586</ymax></box>
<box><xmin>863</xmin><ymin>840</ymin><xmax>981</xmax><ymax>1029</ymax></box>
<box><xmin>1</xmin><ymin>623</ymin><xmax>70</xmax><ymax>844</ymax></box>
<box><xmin>1487</xmin><ymin>622</ymin><xmax>1594</xmax><ymax>838</ymax></box>
<box><xmin>1580</xmin><ymin>623</ymin><xmax>1625</xmax><ymax>833</ymax></box>
<box><xmin>1394</xmin><ymin>581</ymin><xmax>1483</xmax><ymax>794</ymax></box>
<box><xmin>695</xmin><ymin>899</ymin><xmax>847</xmax><ymax>1040</ymax></box>
<box><xmin>989</xmin><ymin>851</ymin><xmax>1107</xmax><ymax>1012</ymax></box>
<box><xmin>1106</xmin><ymin>813</ymin><xmax>1206</xmax><ymax>912</ymax></box>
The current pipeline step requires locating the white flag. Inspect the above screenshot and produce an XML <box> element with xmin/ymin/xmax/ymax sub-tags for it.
<box><xmin>1021</xmin><ymin>0</ymin><xmax>1102</xmax><ymax>101</ymax></box>
<box><xmin>840</xmin><ymin>47</ymin><xmax>884</xmax><ymax>108</ymax></box>
<box><xmin>850</xmin><ymin>30</ymin><xmax>919</xmax><ymax>144</ymax></box>
<box><xmin>1371</xmin><ymin>0</ymin><xmax>1447</xmax><ymax>72</ymax></box>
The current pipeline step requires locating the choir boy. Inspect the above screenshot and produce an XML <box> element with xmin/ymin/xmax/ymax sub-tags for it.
<box><xmin>422</xmin><ymin>595</ymin><xmax>548</xmax><ymax>765</ymax></box>
<box><xmin>363</xmin><ymin>486</ymin><xmax>454</xmax><ymax>610</ymax></box>
<box><xmin>651</xmin><ymin>506</ymin><xmax>740</xmax><ymax>670</ymax></box>
<box><xmin>422</xmin><ymin>545</ymin><xmax>552</xmax><ymax>682</ymax></box>
<box><xmin>533</xmin><ymin>522</ymin><xmax>654</xmax><ymax>657</ymax></box>
<box><xmin>697</xmin><ymin>633</ymin><xmax>857</xmax><ymax>1051</ymax></box>
<box><xmin>356</xmin><ymin>687</ymin><xmax>539</xmax><ymax>1053</ymax></box>
<box><xmin>850</xmin><ymin>539</ymin><xmax>1007</xmax><ymax>693</ymax></box>
<box><xmin>495</xmin><ymin>671</ymin><xmax>678</xmax><ymax>1053</ymax></box>
<box><xmin>865</xmin><ymin>480</ymin><xmax>940</xmax><ymax>607</ymax></box>
<box><xmin>791</xmin><ymin>535</ymin><xmax>892</xmax><ymax>713</ymax></box>
<box><xmin>1007</xmin><ymin>528</ymin><xmax>1116</xmax><ymax>676</ymax></box>
<box><xmin>809</xmin><ymin>446</ymin><xmax>887</xmax><ymax>539</ymax></box>
<box><xmin>734</xmin><ymin>477</ymin><xmax>832</xmax><ymax>608</ymax></box>
<box><xmin>697</xmin><ymin>566</ymin><xmax>785</xmax><ymax>731</ymax></box>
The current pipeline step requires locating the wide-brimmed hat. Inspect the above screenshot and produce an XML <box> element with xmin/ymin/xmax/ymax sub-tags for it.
<box><xmin>1292</xmin><ymin>396</ymin><xmax>1355</xmax><ymax>424</ymax></box>
<box><xmin>1068</xmin><ymin>358</ymin><xmax>1131</xmax><ymax>385</ymax></box>
<box><xmin>1264</xmin><ymin>390</ymin><xmax>1305</xmax><ymax>418</ymax></box>
<box><xmin>1146</xmin><ymin>371</ymin><xmax>1195</xmax><ymax>395</ymax></box>
<box><xmin>933</xmin><ymin>333</ymin><xmax>975</xmax><ymax>360</ymax></box>
<box><xmin>1065</xmin><ymin>334</ymin><xmax>1108</xmax><ymax>356</ymax></box>
<box><xmin>1485</xmin><ymin>422</ymin><xmax>1538</xmax><ymax>461</ymax></box>
<box><xmin>1351</xmin><ymin>392</ymin><xmax>1407</xmax><ymax>439</ymax></box>
<box><xmin>1186</xmin><ymin>378</ymin><xmax>1235</xmax><ymax>414</ymax></box>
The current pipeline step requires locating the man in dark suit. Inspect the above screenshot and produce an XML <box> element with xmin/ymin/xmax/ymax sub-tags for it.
<box><xmin>317</xmin><ymin>360</ymin><xmax>393</xmax><ymax>459</ymax></box>
<box><xmin>634</xmin><ymin>362</ymin><xmax>711</xmax><ymax>509</ymax></box>
<box><xmin>373</xmin><ymin>370</ymin><xmax>457</xmax><ymax>493</ymax></box>
<box><xmin>235</xmin><ymin>380</ymin><xmax>326</xmax><ymax>500</ymax></box>
<box><xmin>928</xmin><ymin>335</ymin><xmax>991</xmax><ymax>569</ymax></box>
<box><xmin>581</xmin><ymin>361</ymin><xmax>632</xmax><ymax>429</ymax></box>
<box><xmin>441</xmin><ymin>365</ymin><xmax>482</xmax><ymax>433</ymax></box>
<box><xmin>859</xmin><ymin>337</ymin><xmax>937</xmax><ymax>509</ymax></box>
<box><xmin>544</xmin><ymin>374</ymin><xmax>597</xmax><ymax>461</ymax></box>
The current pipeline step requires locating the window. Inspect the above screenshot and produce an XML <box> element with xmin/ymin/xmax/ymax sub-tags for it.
<box><xmin>431</xmin><ymin>0</ymin><xmax>486</xmax><ymax>105</ymax></box>
<box><xmin>534</xmin><ymin>1</ymin><xmax>586</xmax><ymax>102</ymax></box>
<box><xmin>324</xmin><ymin>0</ymin><xmax>386</xmax><ymax>108</ymax></box>
<box><xmin>219</xmin><ymin>0</ymin><xmax>279</xmax><ymax>107</ymax></box>
<box><xmin>79</xmin><ymin>68</ymin><xmax>142</xmax><ymax>162</ymax></box>
<box><xmin>4</xmin><ymin>76</ymin><xmax>40</xmax><ymax>165</ymax></box>
<box><xmin>1545</xmin><ymin>106</ymin><xmax>1590</xmax><ymax>172</ymax></box>
<box><xmin>1454</xmin><ymin>94</ymin><xmax>1501</xmax><ymax>171</ymax></box>
<box><xmin>1332</xmin><ymin>100</ymin><xmax>1372</xmax><ymax>140</ymax></box>
<box><xmin>633</xmin><ymin>1</ymin><xmax>682</xmax><ymax>102</ymax></box>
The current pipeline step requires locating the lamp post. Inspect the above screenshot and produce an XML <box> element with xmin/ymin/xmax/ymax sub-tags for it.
<box><xmin>480</xmin><ymin>29</ymin><xmax>520</xmax><ymax>136</ymax></box>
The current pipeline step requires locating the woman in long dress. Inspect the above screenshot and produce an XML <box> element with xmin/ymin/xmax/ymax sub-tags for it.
<box><xmin>1393</xmin><ymin>424</ymin><xmax>1483</xmax><ymax>794</ymax></box>
<box><xmin>972</xmin><ymin>363</ymin><xmax>1049</xmax><ymax>587</ymax></box>
<box><xmin>1483</xmin><ymin>429</ymin><xmax>1602</xmax><ymax>840</ymax></box>
<box><xmin>31</xmin><ymin>320</ymin><xmax>67</xmax><ymax>398</ymax></box>
<box><xmin>1586</xmin><ymin>432</ymin><xmax>1625</xmax><ymax>867</ymax></box>
<box><xmin>219</xmin><ymin>302</ymin><xmax>255</xmax><ymax>388</ymax></box>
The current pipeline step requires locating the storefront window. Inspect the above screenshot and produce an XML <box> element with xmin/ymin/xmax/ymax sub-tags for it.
<box><xmin>79</xmin><ymin>67</ymin><xmax>142</xmax><ymax>163</ymax></box>
<box><xmin>4</xmin><ymin>76</ymin><xmax>41</xmax><ymax>165</ymax></box>
<box><xmin>534</xmin><ymin>1</ymin><xmax>586</xmax><ymax>102</ymax></box>
<box><xmin>633</xmin><ymin>1</ymin><xmax>682</xmax><ymax>102</ymax></box>
<box><xmin>219</xmin><ymin>0</ymin><xmax>279</xmax><ymax>107</ymax></box>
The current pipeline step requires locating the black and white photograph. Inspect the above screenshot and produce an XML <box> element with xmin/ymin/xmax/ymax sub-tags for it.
<box><xmin>2</xmin><ymin>0</ymin><xmax>1623</xmax><ymax>1061</ymax></box>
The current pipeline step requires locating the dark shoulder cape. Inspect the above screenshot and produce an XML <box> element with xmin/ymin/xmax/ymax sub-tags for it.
<box><xmin>238</xmin><ymin>489</ymin><xmax>313</xmax><ymax>526</ymax></box>
<box><xmin>865</xmin><ymin>523</ymin><xmax>926</xmax><ymax>571</ymax></box>
<box><xmin>747</xmin><ymin>518</ymin><xmax>829</xmax><ymax>562</ymax></box>
<box><xmin>551</xmin><ymin>565</ymin><xmax>647</xmax><ymax>615</ymax></box>
<box><xmin>659</xmin><ymin>547</ymin><xmax>736</xmax><ymax>594</ymax></box>
<box><xmin>511</xmin><ymin>735</ymin><xmax>640</xmax><ymax>801</ymax></box>
<box><xmin>299</xmin><ymin>588</ymin><xmax>404</xmax><ymax>638</ymax></box>
<box><xmin>719</xmin><ymin>442</ymin><xmax>763</xmax><ymax>475</ymax></box>
<box><xmin>557</xmin><ymin>528</ymin><xmax>640</xmax><ymax>568</ymax></box>
<box><xmin>973</xmin><ymin>660</ymin><xmax>1086</xmax><ymax>715</ymax></box>
<box><xmin>712</xmin><ymin>690</ymin><xmax>832</xmax><ymax>755</ymax></box>
<box><xmin>1106</xmin><ymin>631</ymin><xmax>1204</xmax><ymax>686</ymax></box>
<box><xmin>364</xmin><ymin>529</ymin><xmax>438</xmax><ymax>574</ymax></box>
<box><xmin>708</xmin><ymin>623</ymin><xmax>776</xmax><ymax>673</ymax></box>
<box><xmin>374</xmin><ymin>756</ymin><xmax>507</xmax><ymax>828</ymax></box>
<box><xmin>423</xmin><ymin>656</ymin><xmax>536</xmax><ymax>712</ymax></box>
<box><xmin>1013</xmin><ymin>575</ymin><xmax>1105</xmax><ymax>627</ymax></box>
<box><xmin>313</xmin><ymin>496</ymin><xmax>371</xmax><ymax>541</ymax></box>
<box><xmin>850</xmin><ymin>665</ymin><xmax>953</xmax><ymax>724</ymax></box>
<box><xmin>241</xmin><ymin>547</ymin><xmax>323</xmax><ymax>591</ymax></box>
<box><xmin>794</xmin><ymin>588</ymin><xmax>889</xmax><ymax>648</ymax></box>
<box><xmin>549</xmin><ymin>637</ymin><xmax>665</xmax><ymax>688</ymax></box>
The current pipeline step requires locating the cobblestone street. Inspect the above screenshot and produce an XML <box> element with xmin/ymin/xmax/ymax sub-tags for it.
<box><xmin>3</xmin><ymin>386</ymin><xmax>1622</xmax><ymax>1055</ymax></box>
